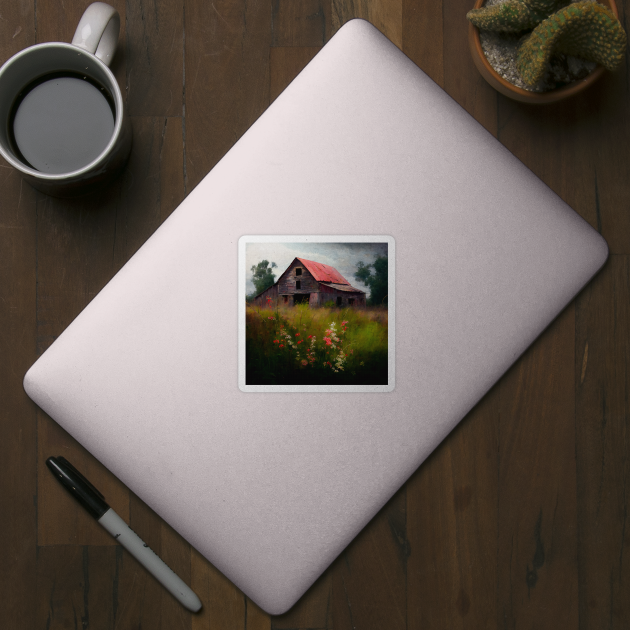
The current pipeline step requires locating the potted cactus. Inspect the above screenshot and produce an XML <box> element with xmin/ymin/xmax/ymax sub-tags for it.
<box><xmin>467</xmin><ymin>0</ymin><xmax>627</xmax><ymax>103</ymax></box>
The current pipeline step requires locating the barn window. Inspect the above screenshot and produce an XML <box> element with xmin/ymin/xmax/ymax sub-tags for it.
<box><xmin>337</xmin><ymin>296</ymin><xmax>342</xmax><ymax>306</ymax></box>
<box><xmin>349</xmin><ymin>298</ymin><xmax>355</xmax><ymax>306</ymax></box>
<box><xmin>295</xmin><ymin>268</ymin><xmax>302</xmax><ymax>276</ymax></box>
<box><xmin>283</xmin><ymin>296</ymin><xmax>288</xmax><ymax>303</ymax></box>
<box><xmin>296</xmin><ymin>280</ymin><xmax>301</xmax><ymax>290</ymax></box>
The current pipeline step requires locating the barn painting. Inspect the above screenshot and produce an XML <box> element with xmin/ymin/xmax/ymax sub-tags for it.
<box><xmin>253</xmin><ymin>257</ymin><xmax>366</xmax><ymax>308</ymax></box>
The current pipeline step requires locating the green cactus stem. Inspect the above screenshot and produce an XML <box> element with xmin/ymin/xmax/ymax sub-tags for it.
<box><xmin>467</xmin><ymin>0</ymin><xmax>568</xmax><ymax>33</ymax></box>
<box><xmin>516</xmin><ymin>1</ymin><xmax>627</xmax><ymax>86</ymax></box>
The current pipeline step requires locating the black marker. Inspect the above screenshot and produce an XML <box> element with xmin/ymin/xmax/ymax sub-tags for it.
<box><xmin>46</xmin><ymin>456</ymin><xmax>202</xmax><ymax>612</ymax></box>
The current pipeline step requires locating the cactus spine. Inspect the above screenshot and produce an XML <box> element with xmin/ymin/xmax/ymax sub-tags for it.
<box><xmin>516</xmin><ymin>1</ymin><xmax>627</xmax><ymax>85</ymax></box>
<box><xmin>467</xmin><ymin>0</ymin><xmax>568</xmax><ymax>33</ymax></box>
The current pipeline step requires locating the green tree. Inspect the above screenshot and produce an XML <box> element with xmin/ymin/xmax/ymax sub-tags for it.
<box><xmin>251</xmin><ymin>260</ymin><xmax>277</xmax><ymax>295</ymax></box>
<box><xmin>354</xmin><ymin>255</ymin><xmax>388</xmax><ymax>305</ymax></box>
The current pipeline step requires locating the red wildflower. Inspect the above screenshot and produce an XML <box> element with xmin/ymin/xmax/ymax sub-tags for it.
<box><xmin>273</xmin><ymin>340</ymin><xmax>279</xmax><ymax>343</ymax></box>
<box><xmin>279</xmin><ymin>344</ymin><xmax>284</xmax><ymax>348</ymax></box>
<box><xmin>308</xmin><ymin>335</ymin><xmax>313</xmax><ymax>339</ymax></box>
<box><xmin>295</xmin><ymin>333</ymin><xmax>300</xmax><ymax>337</ymax></box>
<box><xmin>297</xmin><ymin>340</ymin><xmax>303</xmax><ymax>344</ymax></box>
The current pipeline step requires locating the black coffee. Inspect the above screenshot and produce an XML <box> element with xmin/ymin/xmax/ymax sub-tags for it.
<box><xmin>10</xmin><ymin>73</ymin><xmax>115</xmax><ymax>174</ymax></box>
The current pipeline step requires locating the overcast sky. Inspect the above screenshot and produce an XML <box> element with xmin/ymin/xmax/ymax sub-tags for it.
<box><xmin>245</xmin><ymin>241</ymin><xmax>388</xmax><ymax>297</ymax></box>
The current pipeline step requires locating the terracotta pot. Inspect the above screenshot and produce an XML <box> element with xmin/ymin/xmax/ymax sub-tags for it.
<box><xmin>468</xmin><ymin>0</ymin><xmax>619</xmax><ymax>103</ymax></box>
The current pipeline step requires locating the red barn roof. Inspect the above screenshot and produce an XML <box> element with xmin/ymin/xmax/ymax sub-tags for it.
<box><xmin>297</xmin><ymin>258</ymin><xmax>350</xmax><ymax>285</ymax></box>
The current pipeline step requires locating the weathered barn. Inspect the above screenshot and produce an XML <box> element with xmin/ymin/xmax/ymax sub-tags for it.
<box><xmin>253</xmin><ymin>257</ymin><xmax>366</xmax><ymax>308</ymax></box>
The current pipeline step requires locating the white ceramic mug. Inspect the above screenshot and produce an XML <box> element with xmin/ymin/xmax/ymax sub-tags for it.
<box><xmin>0</xmin><ymin>2</ymin><xmax>131</xmax><ymax>197</ymax></box>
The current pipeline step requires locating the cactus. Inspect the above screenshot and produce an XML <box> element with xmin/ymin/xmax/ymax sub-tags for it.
<box><xmin>516</xmin><ymin>1</ymin><xmax>627</xmax><ymax>85</ymax></box>
<box><xmin>467</xmin><ymin>0</ymin><xmax>568</xmax><ymax>33</ymax></box>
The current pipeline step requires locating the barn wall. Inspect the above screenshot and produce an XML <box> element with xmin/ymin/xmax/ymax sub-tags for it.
<box><xmin>253</xmin><ymin>283</ymin><xmax>278</xmax><ymax>308</ymax></box>
<box><xmin>278</xmin><ymin>259</ymin><xmax>319</xmax><ymax>295</ymax></box>
<box><xmin>252</xmin><ymin>260</ymin><xmax>366</xmax><ymax>308</ymax></box>
<box><xmin>319</xmin><ymin>284</ymin><xmax>366</xmax><ymax>307</ymax></box>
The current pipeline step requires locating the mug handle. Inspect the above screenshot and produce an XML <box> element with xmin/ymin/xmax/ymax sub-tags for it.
<box><xmin>71</xmin><ymin>2</ymin><xmax>120</xmax><ymax>67</ymax></box>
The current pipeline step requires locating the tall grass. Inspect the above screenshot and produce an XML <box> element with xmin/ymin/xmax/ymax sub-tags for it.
<box><xmin>246</xmin><ymin>305</ymin><xmax>388</xmax><ymax>385</ymax></box>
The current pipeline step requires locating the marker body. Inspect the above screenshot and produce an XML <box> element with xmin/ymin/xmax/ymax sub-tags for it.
<box><xmin>98</xmin><ymin>508</ymin><xmax>202</xmax><ymax>612</ymax></box>
<box><xmin>46</xmin><ymin>456</ymin><xmax>202</xmax><ymax>613</ymax></box>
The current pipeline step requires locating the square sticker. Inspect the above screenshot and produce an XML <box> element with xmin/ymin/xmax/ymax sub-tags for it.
<box><xmin>238</xmin><ymin>236</ymin><xmax>395</xmax><ymax>392</ymax></box>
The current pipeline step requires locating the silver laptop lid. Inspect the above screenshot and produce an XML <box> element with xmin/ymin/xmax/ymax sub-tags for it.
<box><xmin>24</xmin><ymin>19</ymin><xmax>607</xmax><ymax>614</ymax></box>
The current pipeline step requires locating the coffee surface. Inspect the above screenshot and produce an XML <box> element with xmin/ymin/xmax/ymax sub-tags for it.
<box><xmin>12</xmin><ymin>74</ymin><xmax>115</xmax><ymax>174</ymax></box>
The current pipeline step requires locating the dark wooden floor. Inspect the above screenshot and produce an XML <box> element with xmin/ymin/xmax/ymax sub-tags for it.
<box><xmin>1</xmin><ymin>0</ymin><xmax>629</xmax><ymax>628</ymax></box>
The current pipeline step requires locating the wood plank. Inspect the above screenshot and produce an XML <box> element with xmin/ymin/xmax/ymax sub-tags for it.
<box><xmin>37</xmin><ymin>416</ymin><xmax>129</xmax><ymax>546</ymax></box>
<box><xmin>190</xmin><ymin>548</ymin><xmax>247</xmax><ymax>630</ymax></box>
<box><xmin>575</xmin><ymin>255</ymin><xmax>630</xmax><ymax>629</ymax></box>
<box><xmin>443</xmin><ymin>0</ymin><xmax>497</xmax><ymax>131</ymax></box>
<box><xmin>496</xmin><ymin>96</ymin><xmax>598</xmax><ymax>223</ymax></box>
<box><xmin>271</xmin><ymin>0</ymin><xmax>332</xmax><ymax>46</ymax></box>
<box><xmin>0</xmin><ymin>0</ymin><xmax>36</xmax><ymax>56</ymax></box>
<box><xmin>112</xmin><ymin>116</ymin><xmax>185</xmax><ymax>270</ymax></box>
<box><xmin>108</xmin><ymin>494</ymin><xmax>192</xmax><ymax>629</ymax></box>
<box><xmin>271</xmin><ymin>573</ymin><xmax>332</xmax><ymax>629</ymax></box>
<box><xmin>247</xmin><ymin>599</ymin><xmax>272</xmax><ymax>630</ymax></box>
<box><xmin>407</xmin><ymin>392</ymin><xmax>499</xmax><ymax>629</ymax></box>
<box><xmin>36</xmin><ymin>545</ymin><xmax>118</xmax><ymax>630</ymax></box>
<box><xmin>330</xmin><ymin>485</ymin><xmax>407</xmax><ymax>630</ymax></box>
<box><xmin>494</xmin><ymin>61</ymin><xmax>630</xmax><ymax>256</ymax></box>
<box><xmin>270</xmin><ymin>47</ymin><xmax>321</xmax><ymax>103</ymax></box>
<box><xmin>331</xmin><ymin>0</ymin><xmax>403</xmax><ymax>48</ymax></box>
<box><xmin>497</xmin><ymin>304</ymin><xmax>578</xmax><ymax>628</ymax></box>
<box><xmin>0</xmin><ymin>129</ymin><xmax>38</xmax><ymax>630</ymax></box>
<box><xmin>0</xmin><ymin>5</ymin><xmax>39</xmax><ymax>629</ymax></box>
<box><xmin>583</xmin><ymin>72</ymin><xmax>630</xmax><ymax>254</ymax></box>
<box><xmin>402</xmin><ymin>0</ymin><xmax>444</xmax><ymax>88</ymax></box>
<box><xmin>184</xmin><ymin>0</ymin><xmax>272</xmax><ymax>192</ymax></box>
<box><xmin>126</xmin><ymin>0</ymin><xmax>183</xmax><ymax>117</ymax></box>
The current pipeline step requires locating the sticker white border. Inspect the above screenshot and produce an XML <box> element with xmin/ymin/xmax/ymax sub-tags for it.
<box><xmin>238</xmin><ymin>235</ymin><xmax>395</xmax><ymax>393</ymax></box>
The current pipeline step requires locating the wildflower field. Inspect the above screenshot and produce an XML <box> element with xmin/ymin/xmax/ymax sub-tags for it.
<box><xmin>245</xmin><ymin>304</ymin><xmax>389</xmax><ymax>385</ymax></box>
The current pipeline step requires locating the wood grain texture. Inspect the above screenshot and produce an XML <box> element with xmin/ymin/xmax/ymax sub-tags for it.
<box><xmin>403</xmin><ymin>0</ymin><xmax>444</xmax><ymax>87</ymax></box>
<box><xmin>271</xmin><ymin>573</ymin><xmax>332</xmax><ymax>629</ymax></box>
<box><xmin>407</xmin><ymin>393</ymin><xmax>498</xmax><ymax>629</ymax></box>
<box><xmin>184</xmin><ymin>0</ymin><xmax>271</xmax><ymax>191</ymax></box>
<box><xmin>495</xmin><ymin>77</ymin><xmax>630</xmax><ymax>255</ymax></box>
<box><xmin>1</xmin><ymin>0</ymin><xmax>629</xmax><ymax>627</ymax></box>
<box><xmin>443</xmin><ymin>0</ymin><xmax>498</xmax><ymax>131</ymax></box>
<box><xmin>37</xmin><ymin>416</ymin><xmax>129</xmax><ymax>546</ymax></box>
<box><xmin>126</xmin><ymin>0</ymin><xmax>184</xmax><ymax>117</ymax></box>
<box><xmin>331</xmin><ymin>0</ymin><xmax>403</xmax><ymax>49</ymax></box>
<box><xmin>113</xmin><ymin>495</ymin><xmax>193</xmax><ymax>629</ymax></box>
<box><xmin>331</xmin><ymin>486</ymin><xmax>408</xmax><ymax>630</ymax></box>
<box><xmin>332</xmin><ymin>0</ymin><xmax>403</xmax><ymax>48</ymax></box>
<box><xmin>271</xmin><ymin>0</ymin><xmax>332</xmax><ymax>46</ymax></box>
<box><xmin>497</xmin><ymin>304</ymin><xmax>579</xmax><ymax>629</ymax></box>
<box><xmin>0</xmin><ymin>6</ymin><xmax>39</xmax><ymax>629</ymax></box>
<box><xmin>576</xmin><ymin>256</ymin><xmax>630</xmax><ymax>629</ymax></box>
<box><xmin>36</xmin><ymin>545</ymin><xmax>119</xmax><ymax>630</ymax></box>
<box><xmin>190</xmin><ymin>548</ymin><xmax>252</xmax><ymax>630</ymax></box>
<box><xmin>270</xmin><ymin>46</ymin><xmax>321</xmax><ymax>102</ymax></box>
<box><xmin>0</xmin><ymin>146</ymin><xmax>38</xmax><ymax>630</ymax></box>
